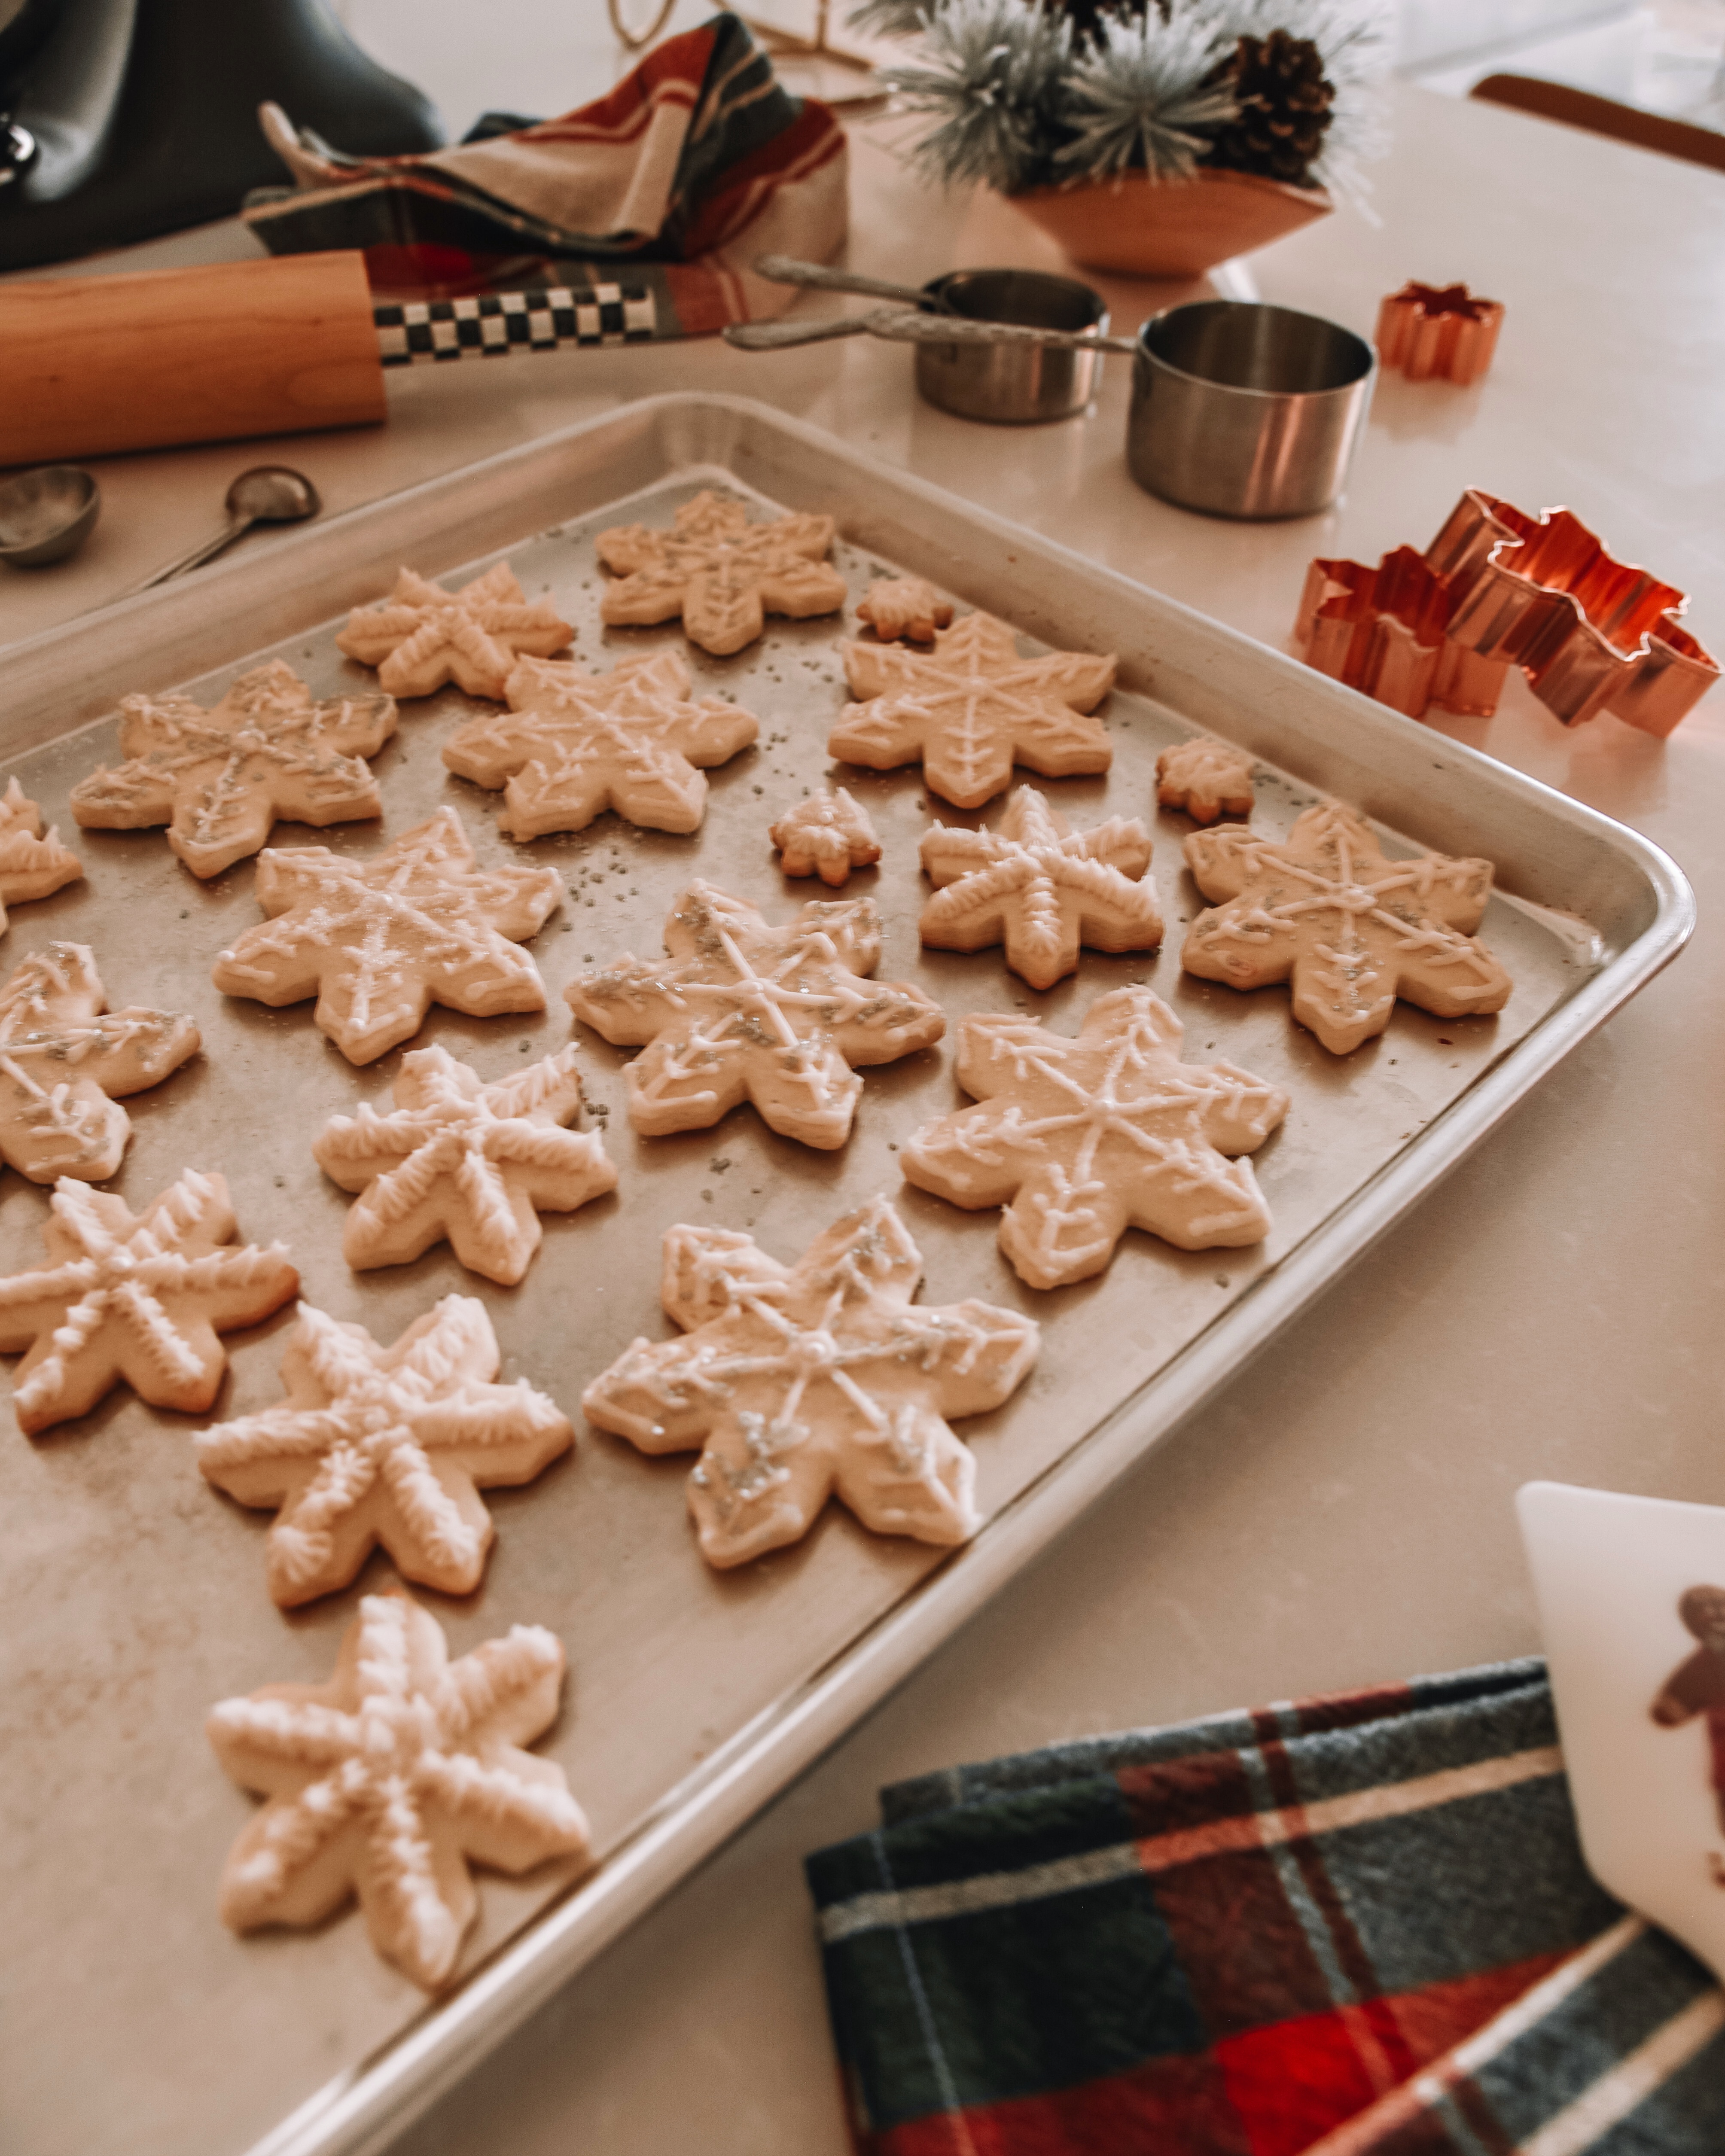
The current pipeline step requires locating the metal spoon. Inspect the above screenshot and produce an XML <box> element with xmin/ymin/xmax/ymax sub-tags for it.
<box><xmin>726</xmin><ymin>307</ymin><xmax>1138</xmax><ymax>356</ymax></box>
<box><xmin>0</xmin><ymin>464</ymin><xmax>101</xmax><ymax>567</ymax></box>
<box><xmin>130</xmin><ymin>466</ymin><xmax>321</xmax><ymax>594</ymax></box>
<box><xmin>753</xmin><ymin>254</ymin><xmax>961</xmax><ymax>315</ymax></box>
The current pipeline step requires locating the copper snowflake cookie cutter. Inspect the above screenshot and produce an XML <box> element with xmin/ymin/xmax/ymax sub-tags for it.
<box><xmin>1295</xmin><ymin>489</ymin><xmax>1718</xmax><ymax>737</ymax></box>
<box><xmin>1375</xmin><ymin>282</ymin><xmax>1504</xmax><ymax>387</ymax></box>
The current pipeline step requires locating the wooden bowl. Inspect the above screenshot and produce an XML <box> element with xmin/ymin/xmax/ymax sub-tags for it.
<box><xmin>1005</xmin><ymin>167</ymin><xmax>1332</xmax><ymax>279</ymax></box>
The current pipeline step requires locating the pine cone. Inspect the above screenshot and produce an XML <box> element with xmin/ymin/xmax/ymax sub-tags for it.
<box><xmin>1202</xmin><ymin>30</ymin><xmax>1334</xmax><ymax>189</ymax></box>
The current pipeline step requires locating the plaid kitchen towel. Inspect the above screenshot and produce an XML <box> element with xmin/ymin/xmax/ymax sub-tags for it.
<box><xmin>242</xmin><ymin>12</ymin><xmax>846</xmax><ymax>325</ymax></box>
<box><xmin>806</xmin><ymin>1660</ymin><xmax>1725</xmax><ymax>2153</ymax></box>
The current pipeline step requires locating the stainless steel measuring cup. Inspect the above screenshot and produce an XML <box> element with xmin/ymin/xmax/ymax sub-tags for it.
<box><xmin>916</xmin><ymin>268</ymin><xmax>1110</xmax><ymax>424</ymax></box>
<box><xmin>1127</xmin><ymin>299</ymin><xmax>1376</xmax><ymax>518</ymax></box>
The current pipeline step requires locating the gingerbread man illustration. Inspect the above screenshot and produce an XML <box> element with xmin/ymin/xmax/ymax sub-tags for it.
<box><xmin>1650</xmin><ymin>1585</ymin><xmax>1725</xmax><ymax>1858</ymax></box>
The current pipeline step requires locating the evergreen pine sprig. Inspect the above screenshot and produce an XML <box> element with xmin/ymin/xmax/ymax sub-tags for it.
<box><xmin>1057</xmin><ymin>9</ymin><xmax>1237</xmax><ymax>181</ymax></box>
<box><xmin>879</xmin><ymin>0</ymin><xmax>1077</xmax><ymax>193</ymax></box>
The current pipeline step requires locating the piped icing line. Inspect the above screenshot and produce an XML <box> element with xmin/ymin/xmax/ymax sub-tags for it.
<box><xmin>335</xmin><ymin>560</ymin><xmax>572</xmax><ymax>701</ymax></box>
<box><xmin>0</xmin><ymin>1167</ymin><xmax>297</xmax><ymax>1435</ymax></box>
<box><xmin>207</xmin><ymin>1591</ymin><xmax>589</xmax><ymax>1990</ymax></box>
<box><xmin>902</xmin><ymin>984</ymin><xmax>1289</xmax><ymax>1291</ymax></box>
<box><xmin>195</xmin><ymin>1295</ymin><xmax>573</xmax><ymax>1604</ymax></box>
<box><xmin>594</xmin><ymin>488</ymin><xmax>847</xmax><ymax>658</ymax></box>
<box><xmin>582</xmin><ymin>1194</ymin><xmax>1039</xmax><ymax>1569</ymax></box>
<box><xmin>69</xmin><ymin>660</ymin><xmax>396</xmax><ymax>878</ymax></box>
<box><xmin>0</xmin><ymin>776</ymin><xmax>83</xmax><ymax>930</ymax></box>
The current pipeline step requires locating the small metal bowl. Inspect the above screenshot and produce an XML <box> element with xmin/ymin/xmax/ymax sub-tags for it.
<box><xmin>915</xmin><ymin>268</ymin><xmax>1109</xmax><ymax>425</ymax></box>
<box><xmin>0</xmin><ymin>464</ymin><xmax>101</xmax><ymax>567</ymax></box>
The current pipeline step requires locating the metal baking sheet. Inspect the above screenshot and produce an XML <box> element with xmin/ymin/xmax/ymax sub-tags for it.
<box><xmin>0</xmin><ymin>395</ymin><xmax>1691</xmax><ymax>2156</ymax></box>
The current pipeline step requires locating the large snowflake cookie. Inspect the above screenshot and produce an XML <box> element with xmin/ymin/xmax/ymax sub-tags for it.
<box><xmin>1182</xmin><ymin>801</ymin><xmax>1514</xmax><ymax>1055</ymax></box>
<box><xmin>903</xmin><ymin>986</ymin><xmax>1289</xmax><ymax>1290</ymax></box>
<box><xmin>444</xmin><ymin>649</ymin><xmax>759</xmax><ymax>837</ymax></box>
<box><xmin>1155</xmin><ymin>737</ymin><xmax>1255</xmax><ymax>825</ymax></box>
<box><xmin>769</xmin><ymin>788</ymin><xmax>882</xmax><ymax>887</ymax></box>
<box><xmin>212</xmin><ymin>806</ymin><xmax>562</xmax><ymax>1065</ymax></box>
<box><xmin>583</xmin><ymin>1195</ymin><xmax>1039</xmax><ymax>1568</ymax></box>
<box><xmin>595</xmin><ymin>488</ymin><xmax>848</xmax><ymax>657</ymax></box>
<box><xmin>0</xmin><ymin>942</ymin><xmax>199</xmax><ymax>1184</ymax></box>
<box><xmin>919</xmin><ymin>785</ymin><xmax>1163</xmax><ymax>991</ymax></box>
<box><xmin>567</xmin><ymin>881</ymin><xmax>944</xmax><ymax>1149</ymax></box>
<box><xmin>0</xmin><ymin>1169</ymin><xmax>297</xmax><ymax>1436</ymax></box>
<box><xmin>313</xmin><ymin>1043</ymin><xmax>616</xmax><ymax>1285</ymax></box>
<box><xmin>856</xmin><ymin>577</ymin><xmax>954</xmax><ymax>644</ymax></box>
<box><xmin>335</xmin><ymin>562</ymin><xmax>573</xmax><ymax>700</ymax></box>
<box><xmin>69</xmin><ymin>660</ymin><xmax>397</xmax><ymax>879</ymax></box>
<box><xmin>207</xmin><ymin>1590</ymin><xmax>589</xmax><ymax>1990</ymax></box>
<box><xmin>197</xmin><ymin>1296</ymin><xmax>573</xmax><ymax>1603</ymax></box>
<box><xmin>830</xmin><ymin>611</ymin><xmax>1115</xmax><ymax>811</ymax></box>
<box><xmin>0</xmin><ymin>777</ymin><xmax>82</xmax><ymax>931</ymax></box>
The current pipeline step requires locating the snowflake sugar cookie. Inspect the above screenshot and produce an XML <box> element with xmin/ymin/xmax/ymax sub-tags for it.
<box><xmin>0</xmin><ymin>1169</ymin><xmax>297</xmax><ymax>1435</ymax></box>
<box><xmin>1182</xmin><ymin>801</ymin><xmax>1513</xmax><ymax>1054</ymax></box>
<box><xmin>919</xmin><ymin>786</ymin><xmax>1164</xmax><ymax>991</ymax></box>
<box><xmin>567</xmin><ymin>880</ymin><xmax>944</xmax><ymax>1148</ymax></box>
<box><xmin>830</xmin><ymin>611</ymin><xmax>1115</xmax><ymax>810</ymax></box>
<box><xmin>769</xmin><ymin>788</ymin><xmax>881</xmax><ymax>886</ymax></box>
<box><xmin>583</xmin><ymin>1195</ymin><xmax>1039</xmax><ymax>1568</ymax></box>
<box><xmin>335</xmin><ymin>562</ymin><xmax>572</xmax><ymax>700</ymax></box>
<box><xmin>0</xmin><ymin>941</ymin><xmax>199</xmax><ymax>1184</ymax></box>
<box><xmin>856</xmin><ymin>577</ymin><xmax>954</xmax><ymax>644</ymax></box>
<box><xmin>197</xmin><ymin>1296</ymin><xmax>573</xmax><ymax>1603</ymax></box>
<box><xmin>313</xmin><ymin>1042</ymin><xmax>616</xmax><ymax>1284</ymax></box>
<box><xmin>0</xmin><ymin>777</ymin><xmax>82</xmax><ymax>931</ymax></box>
<box><xmin>212</xmin><ymin>806</ymin><xmax>562</xmax><ymax>1065</ymax></box>
<box><xmin>595</xmin><ymin>488</ymin><xmax>848</xmax><ymax>656</ymax></box>
<box><xmin>444</xmin><ymin>648</ymin><xmax>759</xmax><ymax>837</ymax></box>
<box><xmin>69</xmin><ymin>660</ymin><xmax>396</xmax><ymax>878</ymax></box>
<box><xmin>207</xmin><ymin>1590</ymin><xmax>588</xmax><ymax>1990</ymax></box>
<box><xmin>1155</xmin><ymin>738</ymin><xmax>1256</xmax><ymax>825</ymax></box>
<box><xmin>903</xmin><ymin>986</ymin><xmax>1289</xmax><ymax>1290</ymax></box>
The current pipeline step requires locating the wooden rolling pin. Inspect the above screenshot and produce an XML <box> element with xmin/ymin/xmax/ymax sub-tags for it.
<box><xmin>0</xmin><ymin>250</ymin><xmax>660</xmax><ymax>466</ymax></box>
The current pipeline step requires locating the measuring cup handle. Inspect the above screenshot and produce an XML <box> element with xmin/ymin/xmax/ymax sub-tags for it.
<box><xmin>723</xmin><ymin>317</ymin><xmax>872</xmax><ymax>351</ymax></box>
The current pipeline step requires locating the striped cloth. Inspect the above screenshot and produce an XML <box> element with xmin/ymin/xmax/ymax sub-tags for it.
<box><xmin>242</xmin><ymin>12</ymin><xmax>846</xmax><ymax>329</ymax></box>
<box><xmin>805</xmin><ymin>1660</ymin><xmax>1725</xmax><ymax>2154</ymax></box>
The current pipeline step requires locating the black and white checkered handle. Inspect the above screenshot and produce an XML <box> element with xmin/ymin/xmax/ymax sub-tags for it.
<box><xmin>373</xmin><ymin>284</ymin><xmax>658</xmax><ymax>366</ymax></box>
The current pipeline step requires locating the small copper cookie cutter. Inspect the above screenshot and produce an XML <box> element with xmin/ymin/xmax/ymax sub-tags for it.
<box><xmin>1375</xmin><ymin>282</ymin><xmax>1504</xmax><ymax>386</ymax></box>
<box><xmin>1295</xmin><ymin>489</ymin><xmax>1719</xmax><ymax>737</ymax></box>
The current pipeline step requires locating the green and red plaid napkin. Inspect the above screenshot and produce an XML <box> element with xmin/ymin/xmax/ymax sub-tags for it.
<box><xmin>806</xmin><ymin>1660</ymin><xmax>1725</xmax><ymax>2153</ymax></box>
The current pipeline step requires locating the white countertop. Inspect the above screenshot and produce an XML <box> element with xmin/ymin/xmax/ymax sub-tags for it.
<box><xmin>5</xmin><ymin>79</ymin><xmax>1724</xmax><ymax>2156</ymax></box>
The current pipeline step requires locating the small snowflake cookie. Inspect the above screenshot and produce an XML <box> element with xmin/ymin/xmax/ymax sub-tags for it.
<box><xmin>70</xmin><ymin>660</ymin><xmax>396</xmax><ymax>878</ymax></box>
<box><xmin>335</xmin><ymin>561</ymin><xmax>573</xmax><ymax>700</ymax></box>
<box><xmin>583</xmin><ymin>1195</ymin><xmax>1040</xmax><ymax>1568</ymax></box>
<box><xmin>902</xmin><ymin>986</ymin><xmax>1289</xmax><ymax>1290</ymax></box>
<box><xmin>0</xmin><ymin>777</ymin><xmax>82</xmax><ymax>932</ymax></box>
<box><xmin>207</xmin><ymin>1590</ymin><xmax>589</xmax><ymax>1990</ymax></box>
<box><xmin>920</xmin><ymin>786</ymin><xmax>1164</xmax><ymax>991</ymax></box>
<box><xmin>1155</xmin><ymin>737</ymin><xmax>1256</xmax><ymax>825</ymax></box>
<box><xmin>196</xmin><ymin>1296</ymin><xmax>574</xmax><ymax>1604</ymax></box>
<box><xmin>769</xmin><ymin>789</ymin><xmax>882</xmax><ymax>886</ymax></box>
<box><xmin>1182</xmin><ymin>801</ymin><xmax>1513</xmax><ymax>1054</ymax></box>
<box><xmin>313</xmin><ymin>1042</ymin><xmax>616</xmax><ymax>1285</ymax></box>
<box><xmin>856</xmin><ymin>577</ymin><xmax>954</xmax><ymax>645</ymax></box>
<box><xmin>0</xmin><ymin>1169</ymin><xmax>297</xmax><ymax>1436</ymax></box>
<box><xmin>594</xmin><ymin>488</ymin><xmax>848</xmax><ymax>657</ymax></box>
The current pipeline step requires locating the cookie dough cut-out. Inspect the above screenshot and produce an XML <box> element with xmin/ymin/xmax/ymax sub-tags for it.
<box><xmin>831</xmin><ymin>611</ymin><xmax>1115</xmax><ymax>810</ymax></box>
<box><xmin>212</xmin><ymin>806</ymin><xmax>562</xmax><ymax>1065</ymax></box>
<box><xmin>444</xmin><ymin>649</ymin><xmax>759</xmax><ymax>837</ymax></box>
<box><xmin>919</xmin><ymin>785</ymin><xmax>1163</xmax><ymax>991</ymax></box>
<box><xmin>314</xmin><ymin>1043</ymin><xmax>616</xmax><ymax>1285</ymax></box>
<box><xmin>1183</xmin><ymin>801</ymin><xmax>1512</xmax><ymax>1054</ymax></box>
<box><xmin>207</xmin><ymin>1590</ymin><xmax>588</xmax><ymax>1990</ymax></box>
<box><xmin>335</xmin><ymin>562</ymin><xmax>573</xmax><ymax>700</ymax></box>
<box><xmin>769</xmin><ymin>788</ymin><xmax>881</xmax><ymax>886</ymax></box>
<box><xmin>596</xmin><ymin>488</ymin><xmax>848</xmax><ymax>657</ymax></box>
<box><xmin>568</xmin><ymin>881</ymin><xmax>944</xmax><ymax>1149</ymax></box>
<box><xmin>0</xmin><ymin>941</ymin><xmax>199</xmax><ymax>1184</ymax></box>
<box><xmin>1155</xmin><ymin>738</ymin><xmax>1255</xmax><ymax>825</ymax></box>
<box><xmin>583</xmin><ymin>1195</ymin><xmax>1039</xmax><ymax>1568</ymax></box>
<box><xmin>0</xmin><ymin>1169</ymin><xmax>297</xmax><ymax>1436</ymax></box>
<box><xmin>69</xmin><ymin>661</ymin><xmax>397</xmax><ymax>878</ymax></box>
<box><xmin>197</xmin><ymin>1296</ymin><xmax>574</xmax><ymax>1604</ymax></box>
<box><xmin>904</xmin><ymin>986</ymin><xmax>1289</xmax><ymax>1290</ymax></box>
<box><xmin>857</xmin><ymin>577</ymin><xmax>954</xmax><ymax>644</ymax></box>
<box><xmin>0</xmin><ymin>777</ymin><xmax>82</xmax><ymax>931</ymax></box>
